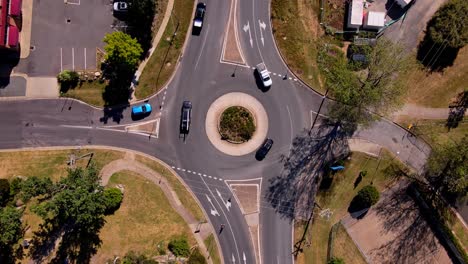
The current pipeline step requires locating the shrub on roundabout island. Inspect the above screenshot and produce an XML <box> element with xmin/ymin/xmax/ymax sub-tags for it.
<box><xmin>219</xmin><ymin>106</ymin><xmax>256</xmax><ymax>142</ymax></box>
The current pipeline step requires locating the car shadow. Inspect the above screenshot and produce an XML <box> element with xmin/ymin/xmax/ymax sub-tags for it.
<box><xmin>191</xmin><ymin>26</ymin><xmax>201</xmax><ymax>36</ymax></box>
<box><xmin>252</xmin><ymin>70</ymin><xmax>271</xmax><ymax>93</ymax></box>
<box><xmin>130</xmin><ymin>112</ymin><xmax>150</xmax><ymax>121</ymax></box>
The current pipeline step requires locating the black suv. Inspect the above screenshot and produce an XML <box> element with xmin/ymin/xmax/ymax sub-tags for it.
<box><xmin>180</xmin><ymin>101</ymin><xmax>192</xmax><ymax>134</ymax></box>
<box><xmin>255</xmin><ymin>138</ymin><xmax>273</xmax><ymax>160</ymax></box>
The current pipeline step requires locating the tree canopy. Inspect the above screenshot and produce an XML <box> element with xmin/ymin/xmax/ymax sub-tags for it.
<box><xmin>318</xmin><ymin>38</ymin><xmax>409</xmax><ymax>131</ymax></box>
<box><xmin>427</xmin><ymin>0</ymin><xmax>468</xmax><ymax>49</ymax></box>
<box><xmin>426</xmin><ymin>135</ymin><xmax>468</xmax><ymax>196</ymax></box>
<box><xmin>0</xmin><ymin>206</ymin><xmax>24</xmax><ymax>262</ymax></box>
<box><xmin>103</xmin><ymin>31</ymin><xmax>143</xmax><ymax>69</ymax></box>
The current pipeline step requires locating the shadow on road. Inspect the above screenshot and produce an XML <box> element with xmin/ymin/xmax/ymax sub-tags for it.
<box><xmin>0</xmin><ymin>49</ymin><xmax>20</xmax><ymax>88</ymax></box>
<box><xmin>265</xmin><ymin>121</ymin><xmax>353</xmax><ymax>219</ymax></box>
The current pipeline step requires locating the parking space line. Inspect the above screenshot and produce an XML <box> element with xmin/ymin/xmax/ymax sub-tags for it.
<box><xmin>60</xmin><ymin>48</ymin><xmax>63</xmax><ymax>72</ymax></box>
<box><xmin>72</xmin><ymin>48</ymin><xmax>75</xmax><ymax>71</ymax></box>
<box><xmin>84</xmin><ymin>48</ymin><xmax>87</xmax><ymax>70</ymax></box>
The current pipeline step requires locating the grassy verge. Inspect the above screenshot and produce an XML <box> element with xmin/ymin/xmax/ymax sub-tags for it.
<box><xmin>397</xmin><ymin>118</ymin><xmax>468</xmax><ymax>146</ymax></box>
<box><xmin>331</xmin><ymin>223</ymin><xmax>367</xmax><ymax>264</ymax></box>
<box><xmin>0</xmin><ymin>149</ymin><xmax>123</xmax><ymax>181</ymax></box>
<box><xmin>271</xmin><ymin>0</ymin><xmax>324</xmax><ymax>93</ymax></box>
<box><xmin>405</xmin><ymin>46</ymin><xmax>468</xmax><ymax>108</ymax></box>
<box><xmin>204</xmin><ymin>234</ymin><xmax>221</xmax><ymax>264</ymax></box>
<box><xmin>60</xmin><ymin>80</ymin><xmax>106</xmax><ymax>107</ymax></box>
<box><xmin>95</xmin><ymin>170</ymin><xmax>196</xmax><ymax>262</ymax></box>
<box><xmin>136</xmin><ymin>156</ymin><xmax>205</xmax><ymax>222</ymax></box>
<box><xmin>136</xmin><ymin>0</ymin><xmax>194</xmax><ymax>99</ymax></box>
<box><xmin>294</xmin><ymin>151</ymin><xmax>403</xmax><ymax>264</ymax></box>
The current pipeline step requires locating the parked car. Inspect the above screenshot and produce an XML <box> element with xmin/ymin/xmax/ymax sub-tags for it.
<box><xmin>193</xmin><ymin>3</ymin><xmax>206</xmax><ymax>29</ymax></box>
<box><xmin>131</xmin><ymin>103</ymin><xmax>152</xmax><ymax>116</ymax></box>
<box><xmin>180</xmin><ymin>101</ymin><xmax>192</xmax><ymax>134</ymax></box>
<box><xmin>113</xmin><ymin>1</ymin><xmax>128</xmax><ymax>12</ymax></box>
<box><xmin>256</xmin><ymin>138</ymin><xmax>274</xmax><ymax>160</ymax></box>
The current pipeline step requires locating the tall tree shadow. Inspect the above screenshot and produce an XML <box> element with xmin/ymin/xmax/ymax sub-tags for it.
<box><xmin>266</xmin><ymin>121</ymin><xmax>354</xmax><ymax>219</ymax></box>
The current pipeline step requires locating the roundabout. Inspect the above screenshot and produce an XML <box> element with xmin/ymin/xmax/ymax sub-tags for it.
<box><xmin>205</xmin><ymin>92</ymin><xmax>269</xmax><ymax>156</ymax></box>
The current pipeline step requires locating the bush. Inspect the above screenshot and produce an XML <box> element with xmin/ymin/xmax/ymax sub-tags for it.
<box><xmin>328</xmin><ymin>257</ymin><xmax>345</xmax><ymax>264</ymax></box>
<box><xmin>352</xmin><ymin>185</ymin><xmax>380</xmax><ymax>209</ymax></box>
<box><xmin>19</xmin><ymin>176</ymin><xmax>53</xmax><ymax>202</ymax></box>
<box><xmin>219</xmin><ymin>106</ymin><xmax>256</xmax><ymax>142</ymax></box>
<box><xmin>187</xmin><ymin>248</ymin><xmax>207</xmax><ymax>264</ymax></box>
<box><xmin>122</xmin><ymin>251</ymin><xmax>157</xmax><ymax>264</ymax></box>
<box><xmin>168</xmin><ymin>238</ymin><xmax>190</xmax><ymax>257</ymax></box>
<box><xmin>57</xmin><ymin>70</ymin><xmax>80</xmax><ymax>92</ymax></box>
<box><xmin>103</xmin><ymin>187</ymin><xmax>123</xmax><ymax>214</ymax></box>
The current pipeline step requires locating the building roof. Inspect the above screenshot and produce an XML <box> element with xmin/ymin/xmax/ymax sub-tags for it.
<box><xmin>0</xmin><ymin>0</ymin><xmax>8</xmax><ymax>46</ymax></box>
<box><xmin>9</xmin><ymin>0</ymin><xmax>21</xmax><ymax>16</ymax></box>
<box><xmin>366</xmin><ymin>11</ymin><xmax>385</xmax><ymax>27</ymax></box>
<box><xmin>350</xmin><ymin>0</ymin><xmax>364</xmax><ymax>26</ymax></box>
<box><xmin>7</xmin><ymin>25</ymin><xmax>18</xmax><ymax>46</ymax></box>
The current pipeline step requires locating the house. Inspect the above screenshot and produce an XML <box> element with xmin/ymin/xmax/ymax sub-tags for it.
<box><xmin>347</xmin><ymin>0</ymin><xmax>363</xmax><ymax>29</ymax></box>
<box><xmin>364</xmin><ymin>11</ymin><xmax>385</xmax><ymax>30</ymax></box>
<box><xmin>0</xmin><ymin>0</ymin><xmax>22</xmax><ymax>50</ymax></box>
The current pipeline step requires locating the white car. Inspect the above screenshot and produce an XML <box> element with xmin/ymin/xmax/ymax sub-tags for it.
<box><xmin>113</xmin><ymin>2</ymin><xmax>128</xmax><ymax>12</ymax></box>
<box><xmin>255</xmin><ymin>62</ymin><xmax>272</xmax><ymax>87</ymax></box>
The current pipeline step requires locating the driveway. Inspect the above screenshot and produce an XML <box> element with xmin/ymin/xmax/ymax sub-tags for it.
<box><xmin>383</xmin><ymin>0</ymin><xmax>448</xmax><ymax>52</ymax></box>
<box><xmin>16</xmin><ymin>0</ymin><xmax>116</xmax><ymax>76</ymax></box>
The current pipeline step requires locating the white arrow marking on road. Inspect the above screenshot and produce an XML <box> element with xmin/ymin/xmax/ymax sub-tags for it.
<box><xmin>258</xmin><ymin>20</ymin><xmax>266</xmax><ymax>46</ymax></box>
<box><xmin>216</xmin><ymin>189</ymin><xmax>231</xmax><ymax>211</ymax></box>
<box><xmin>243</xmin><ymin>21</ymin><xmax>253</xmax><ymax>48</ymax></box>
<box><xmin>206</xmin><ymin>194</ymin><xmax>220</xmax><ymax>216</ymax></box>
<box><xmin>232</xmin><ymin>254</ymin><xmax>236</xmax><ymax>263</ymax></box>
<box><xmin>243</xmin><ymin>252</ymin><xmax>246</xmax><ymax>264</ymax></box>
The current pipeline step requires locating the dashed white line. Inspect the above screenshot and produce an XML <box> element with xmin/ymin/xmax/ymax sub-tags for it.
<box><xmin>187</xmin><ymin>170</ymin><xmax>192</xmax><ymax>173</ymax></box>
<box><xmin>181</xmin><ymin>169</ymin><xmax>186</xmax><ymax>172</ymax></box>
<box><xmin>84</xmin><ymin>47</ymin><xmax>87</xmax><ymax>70</ymax></box>
<box><xmin>208</xmin><ymin>176</ymin><xmax>212</xmax><ymax>178</ymax></box>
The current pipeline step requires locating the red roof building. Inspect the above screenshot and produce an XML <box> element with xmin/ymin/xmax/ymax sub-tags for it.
<box><xmin>0</xmin><ymin>0</ymin><xmax>21</xmax><ymax>49</ymax></box>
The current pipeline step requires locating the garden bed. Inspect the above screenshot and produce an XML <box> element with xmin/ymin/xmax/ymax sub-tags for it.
<box><xmin>219</xmin><ymin>106</ymin><xmax>256</xmax><ymax>143</ymax></box>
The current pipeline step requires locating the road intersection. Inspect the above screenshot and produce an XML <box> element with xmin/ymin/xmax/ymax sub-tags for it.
<box><xmin>0</xmin><ymin>0</ymin><xmax>432</xmax><ymax>263</ymax></box>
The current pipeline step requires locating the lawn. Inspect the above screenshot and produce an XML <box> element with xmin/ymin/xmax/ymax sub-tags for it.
<box><xmin>136</xmin><ymin>0</ymin><xmax>195</xmax><ymax>99</ymax></box>
<box><xmin>331</xmin><ymin>223</ymin><xmax>367</xmax><ymax>264</ymax></box>
<box><xmin>294</xmin><ymin>151</ymin><xmax>404</xmax><ymax>264</ymax></box>
<box><xmin>405</xmin><ymin>46</ymin><xmax>468</xmax><ymax>108</ymax></box>
<box><xmin>397</xmin><ymin>118</ymin><xmax>468</xmax><ymax>147</ymax></box>
<box><xmin>94</xmin><ymin>170</ymin><xmax>197</xmax><ymax>262</ymax></box>
<box><xmin>60</xmin><ymin>80</ymin><xmax>106</xmax><ymax>107</ymax></box>
<box><xmin>136</xmin><ymin>155</ymin><xmax>205</xmax><ymax>222</ymax></box>
<box><xmin>271</xmin><ymin>0</ymin><xmax>324</xmax><ymax>93</ymax></box>
<box><xmin>204</xmin><ymin>234</ymin><xmax>221</xmax><ymax>264</ymax></box>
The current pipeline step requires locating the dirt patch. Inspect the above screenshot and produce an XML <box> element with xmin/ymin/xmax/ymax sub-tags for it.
<box><xmin>324</xmin><ymin>0</ymin><xmax>345</xmax><ymax>30</ymax></box>
<box><xmin>222</xmin><ymin>0</ymin><xmax>244</xmax><ymax>64</ymax></box>
<box><xmin>231</xmin><ymin>185</ymin><xmax>258</xmax><ymax>214</ymax></box>
<box><xmin>342</xmin><ymin>182</ymin><xmax>451</xmax><ymax>264</ymax></box>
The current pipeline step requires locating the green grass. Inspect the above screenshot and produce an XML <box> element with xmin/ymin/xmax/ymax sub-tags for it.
<box><xmin>0</xmin><ymin>149</ymin><xmax>123</xmax><ymax>181</ymax></box>
<box><xmin>60</xmin><ymin>80</ymin><xmax>106</xmax><ymax>107</ymax></box>
<box><xmin>398</xmin><ymin>118</ymin><xmax>468</xmax><ymax>147</ymax></box>
<box><xmin>295</xmin><ymin>151</ymin><xmax>404</xmax><ymax>264</ymax></box>
<box><xmin>204</xmin><ymin>234</ymin><xmax>221</xmax><ymax>264</ymax></box>
<box><xmin>271</xmin><ymin>0</ymin><xmax>325</xmax><ymax>93</ymax></box>
<box><xmin>136</xmin><ymin>0</ymin><xmax>195</xmax><ymax>99</ymax></box>
<box><xmin>94</xmin><ymin>170</ymin><xmax>196</xmax><ymax>262</ymax></box>
<box><xmin>136</xmin><ymin>156</ymin><xmax>205</xmax><ymax>222</ymax></box>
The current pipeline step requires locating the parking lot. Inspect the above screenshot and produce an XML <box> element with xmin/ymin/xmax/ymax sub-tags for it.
<box><xmin>16</xmin><ymin>0</ymin><xmax>117</xmax><ymax>76</ymax></box>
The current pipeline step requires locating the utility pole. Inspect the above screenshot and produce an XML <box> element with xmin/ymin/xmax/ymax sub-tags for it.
<box><xmin>292</xmin><ymin>202</ymin><xmax>322</xmax><ymax>257</ymax></box>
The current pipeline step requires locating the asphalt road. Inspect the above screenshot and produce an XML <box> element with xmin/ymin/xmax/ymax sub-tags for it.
<box><xmin>0</xmin><ymin>0</ymin><xmax>433</xmax><ymax>263</ymax></box>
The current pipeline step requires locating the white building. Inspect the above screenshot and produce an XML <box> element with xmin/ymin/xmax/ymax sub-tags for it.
<box><xmin>347</xmin><ymin>0</ymin><xmax>363</xmax><ymax>29</ymax></box>
<box><xmin>364</xmin><ymin>11</ymin><xmax>385</xmax><ymax>30</ymax></box>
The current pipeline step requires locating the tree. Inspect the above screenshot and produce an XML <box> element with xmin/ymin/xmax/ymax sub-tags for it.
<box><xmin>319</xmin><ymin>38</ymin><xmax>409</xmax><ymax>130</ymax></box>
<box><xmin>328</xmin><ymin>257</ymin><xmax>345</xmax><ymax>264</ymax></box>
<box><xmin>0</xmin><ymin>179</ymin><xmax>10</xmax><ymax>206</ymax></box>
<box><xmin>0</xmin><ymin>206</ymin><xmax>24</xmax><ymax>262</ymax></box>
<box><xmin>29</xmin><ymin>165</ymin><xmax>110</xmax><ymax>262</ymax></box>
<box><xmin>103</xmin><ymin>187</ymin><xmax>123</xmax><ymax>214</ymax></box>
<box><xmin>18</xmin><ymin>176</ymin><xmax>53</xmax><ymax>202</ymax></box>
<box><xmin>168</xmin><ymin>238</ymin><xmax>190</xmax><ymax>257</ymax></box>
<box><xmin>349</xmin><ymin>185</ymin><xmax>380</xmax><ymax>211</ymax></box>
<box><xmin>103</xmin><ymin>31</ymin><xmax>143</xmax><ymax>70</ymax></box>
<box><xmin>427</xmin><ymin>0</ymin><xmax>468</xmax><ymax>49</ymax></box>
<box><xmin>426</xmin><ymin>135</ymin><xmax>468</xmax><ymax>196</ymax></box>
<box><xmin>126</xmin><ymin>0</ymin><xmax>157</xmax><ymax>53</ymax></box>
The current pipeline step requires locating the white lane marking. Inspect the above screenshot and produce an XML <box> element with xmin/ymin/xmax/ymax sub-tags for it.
<box><xmin>216</xmin><ymin>188</ymin><xmax>231</xmax><ymax>211</ymax></box>
<box><xmin>72</xmin><ymin>47</ymin><xmax>75</xmax><ymax>71</ymax></box>
<box><xmin>310</xmin><ymin>110</ymin><xmax>314</xmax><ymax>128</ymax></box>
<box><xmin>243</xmin><ymin>21</ymin><xmax>253</xmax><ymax>47</ymax></box>
<box><xmin>154</xmin><ymin>118</ymin><xmax>160</xmax><ymax>138</ymax></box>
<box><xmin>198</xmin><ymin>173</ymin><xmax>202</xmax><ymax>176</ymax></box>
<box><xmin>258</xmin><ymin>20</ymin><xmax>266</xmax><ymax>46</ymax></box>
<box><xmin>195</xmin><ymin>25</ymin><xmax>210</xmax><ymax>70</ymax></box>
<box><xmin>84</xmin><ymin>48</ymin><xmax>87</xmax><ymax>70</ymax></box>
<box><xmin>60</xmin><ymin>125</ymin><xmax>92</xmax><ymax>129</ymax></box>
<box><xmin>60</xmin><ymin>48</ymin><xmax>63</xmax><ymax>72</ymax></box>
<box><xmin>203</xmin><ymin>174</ymin><xmax>207</xmax><ymax>177</ymax></box>
<box><xmin>208</xmin><ymin>175</ymin><xmax>212</xmax><ymax>178</ymax></box>
<box><xmin>232</xmin><ymin>254</ymin><xmax>236</xmax><ymax>263</ymax></box>
<box><xmin>243</xmin><ymin>252</ymin><xmax>247</xmax><ymax>264</ymax></box>
<box><xmin>187</xmin><ymin>170</ymin><xmax>192</xmax><ymax>173</ymax></box>
<box><xmin>181</xmin><ymin>169</ymin><xmax>186</xmax><ymax>172</ymax></box>
<box><xmin>206</xmin><ymin>194</ymin><xmax>220</xmax><ymax>216</ymax></box>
